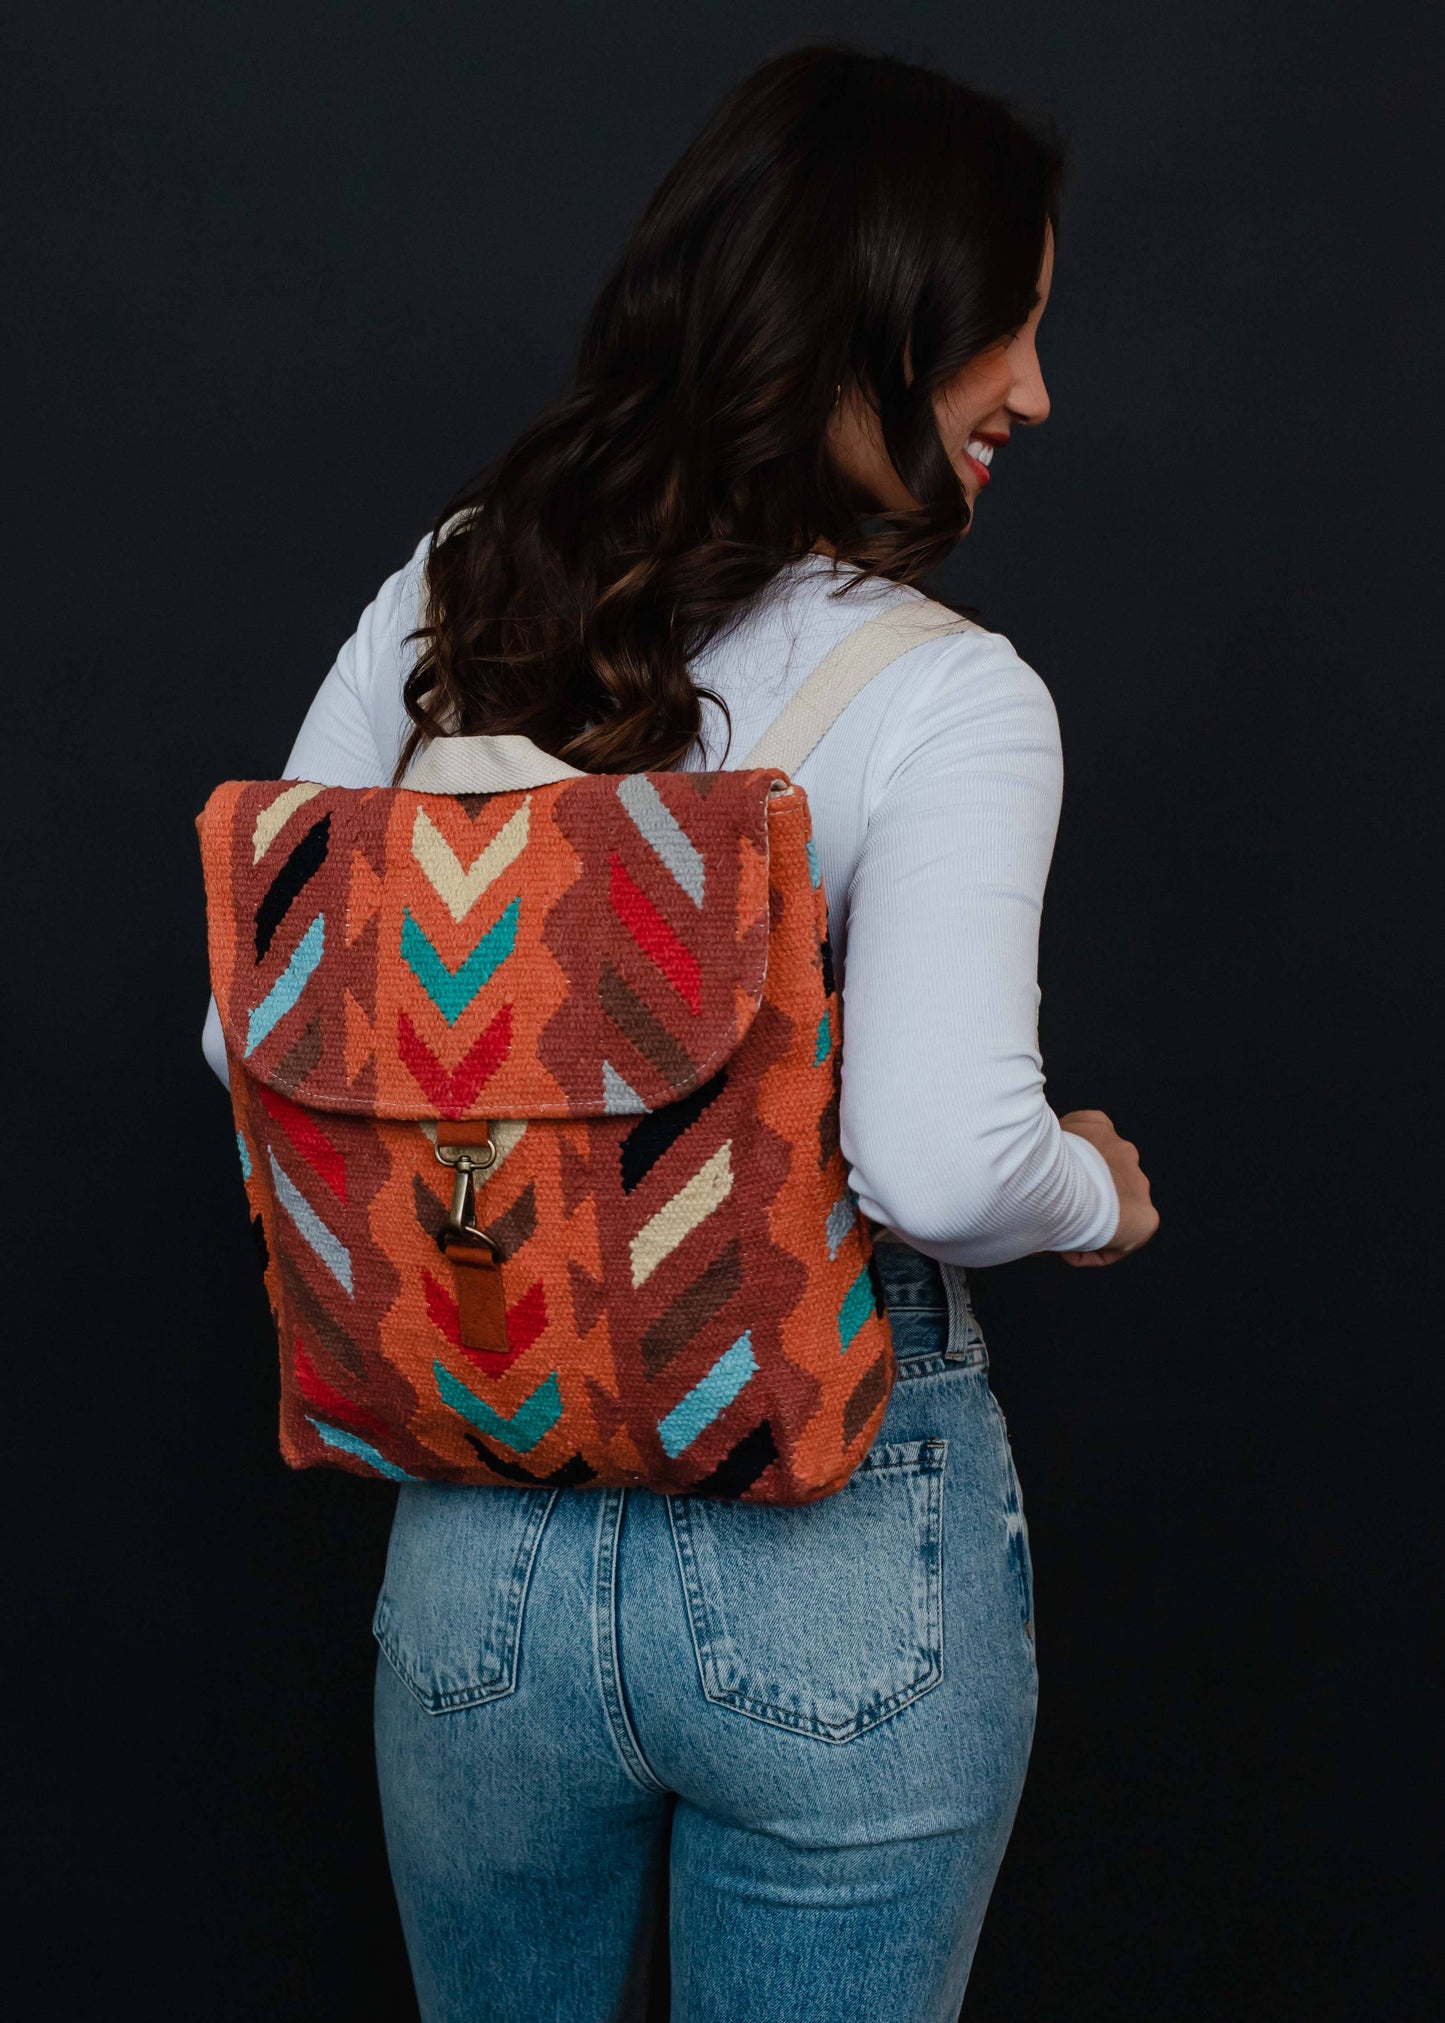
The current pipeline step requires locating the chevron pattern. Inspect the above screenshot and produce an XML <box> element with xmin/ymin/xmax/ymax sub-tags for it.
<box><xmin>609</xmin><ymin>852</ymin><xmax>702</xmax><ymax>1012</ymax></box>
<box><xmin>252</xmin><ymin>782</ymin><xmax>323</xmax><ymax>864</ymax></box>
<box><xmin>398</xmin><ymin>1003</ymin><xmax>513</xmax><ymax>1111</ymax></box>
<box><xmin>617</xmin><ymin>774</ymin><xmax>705</xmax><ymax>905</ymax></box>
<box><xmin>259</xmin><ymin>1085</ymin><xmax>345</xmax><ymax>1200</ymax></box>
<box><xmin>199</xmin><ymin>763</ymin><xmax>894</xmax><ymax>1500</ymax></box>
<box><xmin>268</xmin><ymin>1149</ymin><xmax>352</xmax><ymax>1294</ymax></box>
<box><xmin>434</xmin><ymin>1364</ymin><xmax>563</xmax><ymax>1454</ymax></box>
<box><xmin>659</xmin><ymin>1332</ymin><xmax>757</xmax><ymax>1458</ymax></box>
<box><xmin>629</xmin><ymin>1141</ymin><xmax>733</xmax><ymax>1286</ymax></box>
<box><xmin>401</xmin><ymin>898</ymin><xmax>519</xmax><ymax>1023</ymax></box>
<box><xmin>412</xmin><ymin>799</ymin><xmax>530</xmax><ymax>919</ymax></box>
<box><xmin>255</xmin><ymin>815</ymin><xmax>331</xmax><ymax>961</ymax></box>
<box><xmin>246</xmin><ymin>914</ymin><xmax>325</xmax><ymax>1055</ymax></box>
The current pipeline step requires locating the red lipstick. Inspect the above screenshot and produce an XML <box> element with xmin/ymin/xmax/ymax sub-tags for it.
<box><xmin>962</xmin><ymin>431</ymin><xmax>1008</xmax><ymax>488</ymax></box>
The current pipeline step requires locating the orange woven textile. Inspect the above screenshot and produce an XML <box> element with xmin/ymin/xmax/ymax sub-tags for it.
<box><xmin>198</xmin><ymin>767</ymin><xmax>893</xmax><ymax>1503</ymax></box>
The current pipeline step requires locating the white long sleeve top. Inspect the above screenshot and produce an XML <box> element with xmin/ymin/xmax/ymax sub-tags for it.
<box><xmin>202</xmin><ymin>535</ymin><xmax>1119</xmax><ymax>1266</ymax></box>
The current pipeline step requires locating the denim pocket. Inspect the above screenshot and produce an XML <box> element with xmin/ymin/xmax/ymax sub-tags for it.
<box><xmin>371</xmin><ymin>1484</ymin><xmax>556</xmax><ymax>1712</ymax></box>
<box><xmin>667</xmin><ymin>1438</ymin><xmax>946</xmax><ymax>1742</ymax></box>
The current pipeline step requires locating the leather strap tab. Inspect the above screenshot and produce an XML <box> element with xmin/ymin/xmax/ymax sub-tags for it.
<box><xmin>443</xmin><ymin>1239</ymin><xmax>510</xmax><ymax>1355</ymax></box>
<box><xmin>435</xmin><ymin>1121</ymin><xmax>496</xmax><ymax>1154</ymax></box>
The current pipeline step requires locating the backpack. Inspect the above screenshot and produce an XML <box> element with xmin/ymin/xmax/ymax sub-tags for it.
<box><xmin>197</xmin><ymin>595</ymin><xmax>972</xmax><ymax>1503</ymax></box>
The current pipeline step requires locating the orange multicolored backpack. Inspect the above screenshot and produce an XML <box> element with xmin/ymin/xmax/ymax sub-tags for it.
<box><xmin>198</xmin><ymin>597</ymin><xmax>971</xmax><ymax>1503</ymax></box>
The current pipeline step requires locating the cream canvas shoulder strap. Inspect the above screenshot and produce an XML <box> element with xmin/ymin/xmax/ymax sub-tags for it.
<box><xmin>741</xmin><ymin>596</ymin><xmax>976</xmax><ymax>776</ymax></box>
<box><xmin>402</xmin><ymin>581</ymin><xmax>975</xmax><ymax>793</ymax></box>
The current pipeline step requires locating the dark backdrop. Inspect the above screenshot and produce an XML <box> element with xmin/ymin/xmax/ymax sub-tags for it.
<box><xmin>9</xmin><ymin>3</ymin><xmax>1441</xmax><ymax>2016</ymax></box>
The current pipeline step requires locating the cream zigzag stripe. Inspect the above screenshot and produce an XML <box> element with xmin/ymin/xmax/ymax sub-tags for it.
<box><xmin>411</xmin><ymin>800</ymin><xmax>530</xmax><ymax>922</ymax></box>
<box><xmin>252</xmin><ymin>782</ymin><xmax>324</xmax><ymax>864</ymax></box>
<box><xmin>629</xmin><ymin>1142</ymin><xmax>734</xmax><ymax>1288</ymax></box>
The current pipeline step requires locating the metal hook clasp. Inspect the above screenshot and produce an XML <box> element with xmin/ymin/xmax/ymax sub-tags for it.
<box><xmin>433</xmin><ymin>1135</ymin><xmax>498</xmax><ymax>1251</ymax></box>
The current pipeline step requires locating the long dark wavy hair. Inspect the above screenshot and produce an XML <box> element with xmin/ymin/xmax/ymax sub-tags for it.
<box><xmin>397</xmin><ymin>41</ymin><xmax>1066</xmax><ymax>780</ymax></box>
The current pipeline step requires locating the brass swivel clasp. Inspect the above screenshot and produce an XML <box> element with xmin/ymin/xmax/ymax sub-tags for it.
<box><xmin>433</xmin><ymin>1135</ymin><xmax>499</xmax><ymax>1252</ymax></box>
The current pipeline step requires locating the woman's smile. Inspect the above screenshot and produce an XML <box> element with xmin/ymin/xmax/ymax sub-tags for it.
<box><xmin>962</xmin><ymin>433</ymin><xmax>1006</xmax><ymax>487</ymax></box>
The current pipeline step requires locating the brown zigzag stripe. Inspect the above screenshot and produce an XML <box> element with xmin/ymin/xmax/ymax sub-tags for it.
<box><xmin>844</xmin><ymin>1353</ymin><xmax>892</xmax><ymax>1445</ymax></box>
<box><xmin>484</xmin><ymin>1181</ymin><xmax>538</xmax><ymax>1261</ymax></box>
<box><xmin>570</xmin><ymin>1261</ymin><xmax>606</xmax><ymax>1336</ymax></box>
<box><xmin>639</xmin><ymin>1239</ymin><xmax>743</xmax><ymax>1379</ymax></box>
<box><xmin>585</xmin><ymin>1372</ymin><xmax>624</xmax><ymax>1443</ymax></box>
<box><xmin>818</xmin><ymin>1088</ymin><xmax>841</xmax><ymax>1168</ymax></box>
<box><xmin>199</xmin><ymin>763</ymin><xmax>897</xmax><ymax>1501</ymax></box>
<box><xmin>277</xmin><ymin>1253</ymin><xmax>365</xmax><ymax>1377</ymax></box>
<box><xmin>412</xmin><ymin>1172</ymin><xmax>448</xmax><ymax>1244</ymax></box>
<box><xmin>413</xmin><ymin>1162</ymin><xmax>534</xmax><ymax>1261</ymax></box>
<box><xmin>598</xmin><ymin>965</ymin><xmax>695</xmax><ymax>1089</ymax></box>
<box><xmin>559</xmin><ymin>1136</ymin><xmax>593</xmax><ymax>1216</ymax></box>
<box><xmin>272</xmin><ymin>1017</ymin><xmax>323</xmax><ymax>1095</ymax></box>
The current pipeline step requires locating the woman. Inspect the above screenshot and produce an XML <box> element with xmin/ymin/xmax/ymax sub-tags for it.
<box><xmin>204</xmin><ymin>40</ymin><xmax>1157</xmax><ymax>2021</ymax></box>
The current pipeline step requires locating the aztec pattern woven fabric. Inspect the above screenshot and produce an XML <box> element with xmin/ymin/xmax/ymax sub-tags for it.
<box><xmin>198</xmin><ymin>767</ymin><xmax>894</xmax><ymax>1503</ymax></box>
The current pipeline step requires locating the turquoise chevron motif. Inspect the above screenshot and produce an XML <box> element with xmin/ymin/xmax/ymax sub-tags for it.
<box><xmin>199</xmin><ymin>761</ymin><xmax>898</xmax><ymax>1504</ymax></box>
<box><xmin>246</xmin><ymin>912</ymin><xmax>325</xmax><ymax>1054</ymax></box>
<box><xmin>401</xmin><ymin>898</ymin><xmax>520</xmax><ymax>1025</ymax></box>
<box><xmin>433</xmin><ymin>1362</ymin><xmax>562</xmax><ymax>1454</ymax></box>
<box><xmin>268</xmin><ymin>1149</ymin><xmax>353</xmax><ymax>1294</ymax></box>
<box><xmin>837</xmin><ymin>1266</ymin><xmax>874</xmax><ymax>1352</ymax></box>
<box><xmin>659</xmin><ymin>1332</ymin><xmax>758</xmax><ymax>1458</ymax></box>
<box><xmin>306</xmin><ymin>1417</ymin><xmax>419</xmax><ymax>1481</ymax></box>
<box><xmin>815</xmin><ymin>1009</ymin><xmax>833</xmax><ymax>1065</ymax></box>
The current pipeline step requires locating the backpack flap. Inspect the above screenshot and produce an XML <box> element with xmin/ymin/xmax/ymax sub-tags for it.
<box><xmin>198</xmin><ymin>769</ymin><xmax>785</xmax><ymax>1122</ymax></box>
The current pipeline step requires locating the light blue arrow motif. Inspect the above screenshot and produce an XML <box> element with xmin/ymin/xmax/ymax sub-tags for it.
<box><xmin>401</xmin><ymin>899</ymin><xmax>519</xmax><ymax>1025</ymax></box>
<box><xmin>433</xmin><ymin>1363</ymin><xmax>562</xmax><ymax>1454</ymax></box>
<box><xmin>658</xmin><ymin>1333</ymin><xmax>758</xmax><ymax>1459</ymax></box>
<box><xmin>268</xmin><ymin>1150</ymin><xmax>353</xmax><ymax>1294</ymax></box>
<box><xmin>246</xmin><ymin>913</ymin><xmax>325</xmax><ymax>1054</ymax></box>
<box><xmin>306</xmin><ymin>1418</ymin><xmax>419</xmax><ymax>1481</ymax></box>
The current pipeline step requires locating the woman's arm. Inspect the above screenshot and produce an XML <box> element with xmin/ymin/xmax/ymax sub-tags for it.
<box><xmin>837</xmin><ymin>632</ymin><xmax>1121</xmax><ymax>1266</ymax></box>
<box><xmin>200</xmin><ymin>533</ymin><xmax>430</xmax><ymax>1087</ymax></box>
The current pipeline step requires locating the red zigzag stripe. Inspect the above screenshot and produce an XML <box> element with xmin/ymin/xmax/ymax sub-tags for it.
<box><xmin>259</xmin><ymin>1085</ymin><xmax>347</xmax><ymax>1201</ymax></box>
<box><xmin>609</xmin><ymin>852</ymin><xmax>701</xmax><ymax>1013</ymax></box>
<box><xmin>423</xmin><ymin>1270</ymin><xmax>547</xmax><ymax>1378</ymax></box>
<box><xmin>398</xmin><ymin>1002</ymin><xmax>513</xmax><ymax>1113</ymax></box>
<box><xmin>293</xmin><ymin>1338</ymin><xmax>387</xmax><ymax>1435</ymax></box>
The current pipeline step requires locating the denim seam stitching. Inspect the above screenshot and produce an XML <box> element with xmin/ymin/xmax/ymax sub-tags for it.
<box><xmin>942</xmin><ymin>1265</ymin><xmax>983</xmax><ymax>1361</ymax></box>
<box><xmin>667</xmin><ymin>1496</ymin><xmax>724</xmax><ymax>1708</ymax></box>
<box><xmin>983</xmin><ymin>1393</ymin><xmax>1037</xmax><ymax>1657</ymax></box>
<box><xmin>592</xmin><ymin>1489</ymin><xmax>669</xmax><ymax>1795</ymax></box>
<box><xmin>668</xmin><ymin>1447</ymin><xmax>947</xmax><ymax>1743</ymax></box>
<box><xmin>370</xmin><ymin>1490</ymin><xmax>557</xmax><ymax>1714</ymax></box>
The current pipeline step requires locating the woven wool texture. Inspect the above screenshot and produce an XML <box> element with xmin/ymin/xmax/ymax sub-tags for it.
<box><xmin>198</xmin><ymin>767</ymin><xmax>893</xmax><ymax>1503</ymax></box>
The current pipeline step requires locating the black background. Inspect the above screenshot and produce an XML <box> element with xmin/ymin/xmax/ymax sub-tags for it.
<box><xmin>9</xmin><ymin>3</ymin><xmax>1442</xmax><ymax>2016</ymax></box>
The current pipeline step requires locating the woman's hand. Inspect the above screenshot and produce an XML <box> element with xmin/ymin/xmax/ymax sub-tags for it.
<box><xmin>1056</xmin><ymin>1109</ymin><xmax>1160</xmax><ymax>1266</ymax></box>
